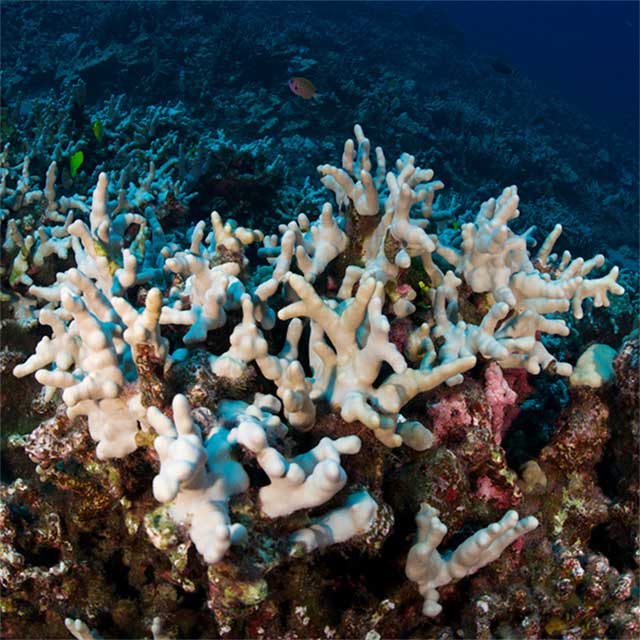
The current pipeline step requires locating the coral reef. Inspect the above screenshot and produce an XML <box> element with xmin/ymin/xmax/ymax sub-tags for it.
<box><xmin>1</xmin><ymin>116</ymin><xmax>637</xmax><ymax>640</ymax></box>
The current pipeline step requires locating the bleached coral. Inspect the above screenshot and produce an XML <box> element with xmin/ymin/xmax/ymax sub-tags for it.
<box><xmin>149</xmin><ymin>394</ymin><xmax>248</xmax><ymax>564</ymax></box>
<box><xmin>436</xmin><ymin>186</ymin><xmax>625</xmax><ymax>375</ymax></box>
<box><xmin>12</xmin><ymin>307</ymin><xmax>80</xmax><ymax>401</ymax></box>
<box><xmin>429</xmin><ymin>270</ymin><xmax>544</xmax><ymax>379</ymax></box>
<box><xmin>1</xmin><ymin>155</ymin><xmax>88</xmax><ymax>221</ymax></box>
<box><xmin>319</xmin><ymin>125</ymin><xmax>444</xmax><ymax>310</ymax></box>
<box><xmin>209</xmin><ymin>294</ymin><xmax>317</xmax><ymax>428</ymax></box>
<box><xmin>406</xmin><ymin>504</ymin><xmax>539</xmax><ymax>617</ymax></box>
<box><xmin>569</xmin><ymin>343</ymin><xmax>617</xmax><ymax>388</ymax></box>
<box><xmin>151</xmin><ymin>393</ymin><xmax>362</xmax><ymax>561</ymax></box>
<box><xmin>13</xmin><ymin>127</ymin><xmax>622</xmax><ymax>434</ymax></box>
<box><xmin>65</xmin><ymin>618</ymin><xmax>101</xmax><ymax>640</ymax></box>
<box><xmin>162</xmin><ymin>251</ymin><xmax>243</xmax><ymax>345</ymax></box>
<box><xmin>12</xmin><ymin>262</ymin><xmax>165</xmax><ymax>460</ymax></box>
<box><xmin>289</xmin><ymin>490</ymin><xmax>379</xmax><ymax>553</ymax></box>
<box><xmin>13</xmin><ymin>277</ymin><xmax>145</xmax><ymax>459</ymax></box>
<box><xmin>112</xmin><ymin>287</ymin><xmax>168</xmax><ymax>361</ymax></box>
<box><xmin>3</xmin><ymin>209</ymin><xmax>74</xmax><ymax>298</ymax></box>
<box><xmin>8</xmin><ymin>121</ymin><xmax>628</xmax><ymax>625</ymax></box>
<box><xmin>160</xmin><ymin>211</ymin><xmax>262</xmax><ymax>344</ymax></box>
<box><xmin>65</xmin><ymin>616</ymin><xmax>170</xmax><ymax>640</ymax></box>
<box><xmin>256</xmin><ymin>434</ymin><xmax>361</xmax><ymax>518</ymax></box>
<box><xmin>221</xmin><ymin>394</ymin><xmax>359</xmax><ymax>517</ymax></box>
<box><xmin>259</xmin><ymin>202</ymin><xmax>348</xmax><ymax>286</ymax></box>
<box><xmin>535</xmin><ymin>224</ymin><xmax>624</xmax><ymax>320</ymax></box>
<box><xmin>2</xmin><ymin>163</ymin><xmax>169</xmax><ymax>311</ymax></box>
<box><xmin>209</xmin><ymin>294</ymin><xmax>267</xmax><ymax>378</ymax></box>
<box><xmin>67</xmin><ymin>172</ymin><xmax>150</xmax><ymax>295</ymax></box>
<box><xmin>279</xmin><ymin>272</ymin><xmax>472</xmax><ymax>447</ymax></box>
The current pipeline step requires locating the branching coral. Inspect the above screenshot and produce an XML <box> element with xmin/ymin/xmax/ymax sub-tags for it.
<box><xmin>289</xmin><ymin>489</ymin><xmax>379</xmax><ymax>553</ymax></box>
<box><xmin>6</xmin><ymin>122</ymin><xmax>630</xmax><ymax>636</ymax></box>
<box><xmin>149</xmin><ymin>394</ymin><xmax>248</xmax><ymax>563</ymax></box>
<box><xmin>279</xmin><ymin>272</ymin><xmax>472</xmax><ymax>447</ymax></box>
<box><xmin>436</xmin><ymin>186</ymin><xmax>625</xmax><ymax>374</ymax></box>
<box><xmin>160</xmin><ymin>211</ymin><xmax>262</xmax><ymax>344</ymax></box>
<box><xmin>149</xmin><ymin>392</ymin><xmax>363</xmax><ymax>560</ymax></box>
<box><xmin>406</xmin><ymin>504</ymin><xmax>539</xmax><ymax>617</ymax></box>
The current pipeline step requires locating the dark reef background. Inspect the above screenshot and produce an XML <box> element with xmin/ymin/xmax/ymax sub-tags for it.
<box><xmin>1</xmin><ymin>0</ymin><xmax>638</xmax><ymax>266</ymax></box>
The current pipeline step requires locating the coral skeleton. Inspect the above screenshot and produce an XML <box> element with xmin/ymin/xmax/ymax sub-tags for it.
<box><xmin>149</xmin><ymin>394</ymin><xmax>248</xmax><ymax>564</ymax></box>
<box><xmin>406</xmin><ymin>504</ymin><xmax>539</xmax><ymax>617</ymax></box>
<box><xmin>289</xmin><ymin>490</ymin><xmax>379</xmax><ymax>552</ymax></box>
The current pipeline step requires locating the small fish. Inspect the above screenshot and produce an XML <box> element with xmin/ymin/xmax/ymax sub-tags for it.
<box><xmin>288</xmin><ymin>76</ymin><xmax>316</xmax><ymax>100</ymax></box>
<box><xmin>92</xmin><ymin>119</ymin><xmax>103</xmax><ymax>143</ymax></box>
<box><xmin>70</xmin><ymin>150</ymin><xmax>84</xmax><ymax>177</ymax></box>
<box><xmin>490</xmin><ymin>58</ymin><xmax>515</xmax><ymax>76</ymax></box>
<box><xmin>452</xmin><ymin>220</ymin><xmax>460</xmax><ymax>230</ymax></box>
<box><xmin>418</xmin><ymin>280</ymin><xmax>430</xmax><ymax>294</ymax></box>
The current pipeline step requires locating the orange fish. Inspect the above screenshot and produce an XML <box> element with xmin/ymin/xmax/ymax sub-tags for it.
<box><xmin>288</xmin><ymin>76</ymin><xmax>316</xmax><ymax>99</ymax></box>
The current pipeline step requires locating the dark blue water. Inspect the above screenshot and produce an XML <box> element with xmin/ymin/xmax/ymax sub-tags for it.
<box><xmin>437</xmin><ymin>1</ymin><xmax>639</xmax><ymax>138</ymax></box>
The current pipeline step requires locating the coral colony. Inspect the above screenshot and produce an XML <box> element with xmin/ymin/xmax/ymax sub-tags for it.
<box><xmin>1</xmin><ymin>121</ymin><xmax>638</xmax><ymax>639</ymax></box>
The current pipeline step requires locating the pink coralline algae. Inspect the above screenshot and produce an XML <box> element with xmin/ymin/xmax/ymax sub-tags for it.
<box><xmin>422</xmin><ymin>376</ymin><xmax>524</xmax><ymax>511</ymax></box>
<box><xmin>427</xmin><ymin>391</ymin><xmax>472</xmax><ymax>443</ymax></box>
<box><xmin>503</xmin><ymin>366</ymin><xmax>534</xmax><ymax>409</ymax></box>
<box><xmin>483</xmin><ymin>362</ymin><xmax>518</xmax><ymax>445</ymax></box>
<box><xmin>427</xmin><ymin>364</ymin><xmax>524</xmax><ymax>450</ymax></box>
<box><xmin>475</xmin><ymin>474</ymin><xmax>520</xmax><ymax>509</ymax></box>
<box><xmin>388</xmin><ymin>317</ymin><xmax>414</xmax><ymax>355</ymax></box>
